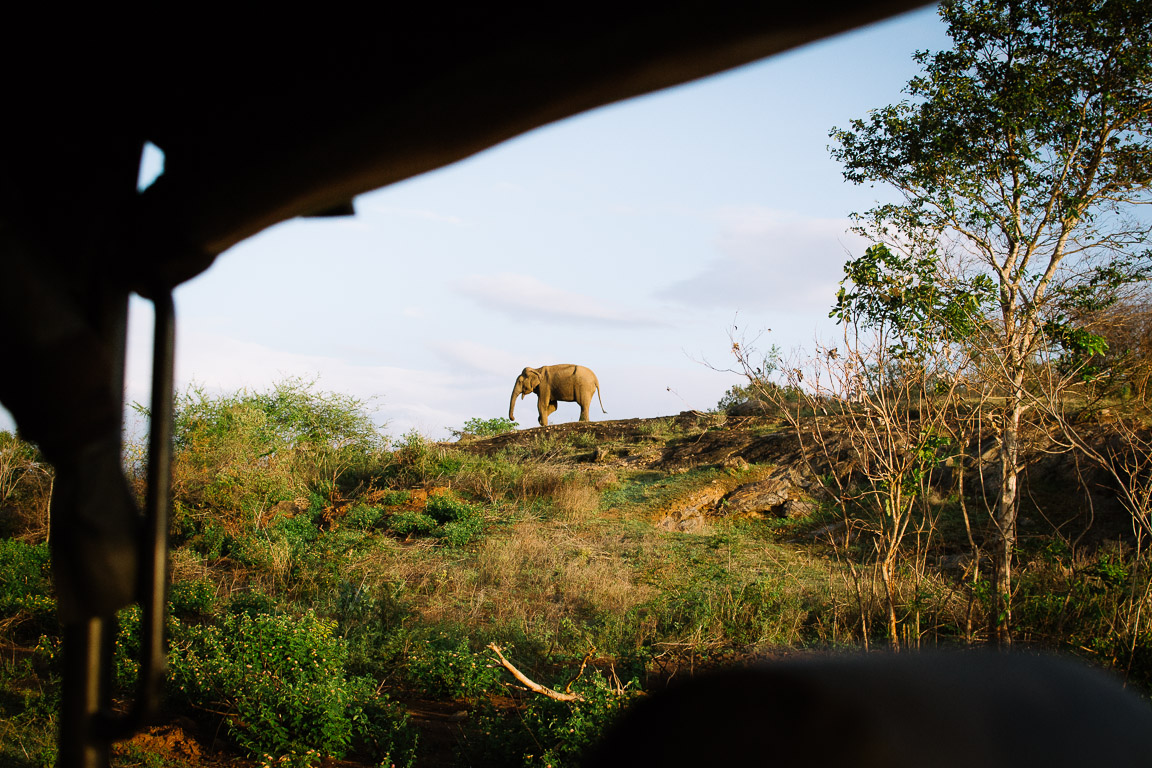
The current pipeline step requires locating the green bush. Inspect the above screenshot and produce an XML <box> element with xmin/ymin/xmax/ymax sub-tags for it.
<box><xmin>387</xmin><ymin>510</ymin><xmax>438</xmax><ymax>537</ymax></box>
<box><xmin>439</xmin><ymin>516</ymin><xmax>485</xmax><ymax>548</ymax></box>
<box><xmin>154</xmin><ymin>378</ymin><xmax>384</xmax><ymax>525</ymax></box>
<box><xmin>169</xmin><ymin>579</ymin><xmax>217</xmax><ymax>620</ymax></box>
<box><xmin>270</xmin><ymin>511</ymin><xmax>319</xmax><ymax>551</ymax></box>
<box><xmin>344</xmin><ymin>504</ymin><xmax>383</xmax><ymax>531</ymax></box>
<box><xmin>427</xmin><ymin>495</ymin><xmax>485</xmax><ymax>547</ymax></box>
<box><xmin>474</xmin><ymin>669</ymin><xmax>638</xmax><ymax>767</ymax></box>
<box><xmin>0</xmin><ymin>540</ymin><xmax>56</xmax><ymax>640</ymax></box>
<box><xmin>382</xmin><ymin>494</ymin><xmax>486</xmax><ymax>547</ymax></box>
<box><xmin>425</xmin><ymin>494</ymin><xmax>475</xmax><ymax>524</ymax></box>
<box><xmin>0</xmin><ymin>655</ymin><xmax>59</xmax><ymax>768</ymax></box>
<box><xmin>227</xmin><ymin>590</ymin><xmax>278</xmax><ymax>618</ymax></box>
<box><xmin>393</xmin><ymin>630</ymin><xmax>501</xmax><ymax>700</ymax></box>
<box><xmin>451</xmin><ymin>417</ymin><xmax>519</xmax><ymax>440</ymax></box>
<box><xmin>715</xmin><ymin>383</ymin><xmax>757</xmax><ymax>412</ymax></box>
<box><xmin>391</xmin><ymin>431</ymin><xmax>467</xmax><ymax>484</ymax></box>
<box><xmin>379</xmin><ymin>490</ymin><xmax>411</xmax><ymax>507</ymax></box>
<box><xmin>0</xmin><ymin>540</ymin><xmax>51</xmax><ymax>612</ymax></box>
<box><xmin>168</xmin><ymin>610</ymin><xmax>412</xmax><ymax>765</ymax></box>
<box><xmin>114</xmin><ymin>605</ymin><xmax>142</xmax><ymax>692</ymax></box>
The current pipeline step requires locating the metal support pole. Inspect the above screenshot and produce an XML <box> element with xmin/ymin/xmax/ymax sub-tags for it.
<box><xmin>57</xmin><ymin>290</ymin><xmax>175</xmax><ymax>764</ymax></box>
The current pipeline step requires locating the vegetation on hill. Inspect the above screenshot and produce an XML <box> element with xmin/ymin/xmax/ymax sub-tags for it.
<box><xmin>2</xmin><ymin>372</ymin><xmax>1152</xmax><ymax>766</ymax></box>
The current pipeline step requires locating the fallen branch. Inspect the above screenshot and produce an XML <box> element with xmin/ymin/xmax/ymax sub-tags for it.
<box><xmin>487</xmin><ymin>643</ymin><xmax>585</xmax><ymax>702</ymax></box>
<box><xmin>563</xmin><ymin>648</ymin><xmax>595</xmax><ymax>694</ymax></box>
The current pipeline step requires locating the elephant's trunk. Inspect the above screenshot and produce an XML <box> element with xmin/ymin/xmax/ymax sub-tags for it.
<box><xmin>509</xmin><ymin>382</ymin><xmax>523</xmax><ymax>420</ymax></box>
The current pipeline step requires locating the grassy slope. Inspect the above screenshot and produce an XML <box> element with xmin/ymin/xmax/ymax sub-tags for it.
<box><xmin>1</xmin><ymin>411</ymin><xmax>1150</xmax><ymax>767</ymax></box>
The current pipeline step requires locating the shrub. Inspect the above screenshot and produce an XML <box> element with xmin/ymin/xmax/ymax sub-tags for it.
<box><xmin>393</xmin><ymin>629</ymin><xmax>501</xmax><ymax>700</ymax></box>
<box><xmin>0</xmin><ymin>539</ymin><xmax>51</xmax><ymax>611</ymax></box>
<box><xmin>425</xmin><ymin>494</ymin><xmax>474</xmax><ymax>524</ymax></box>
<box><xmin>113</xmin><ymin>605</ymin><xmax>142</xmax><ymax>692</ymax></box>
<box><xmin>0</xmin><ymin>540</ymin><xmax>56</xmax><ymax>641</ymax></box>
<box><xmin>439</xmin><ymin>516</ymin><xmax>485</xmax><ymax>548</ymax></box>
<box><xmin>426</xmin><ymin>495</ymin><xmax>485</xmax><ymax>547</ymax></box>
<box><xmin>451</xmin><ymin>417</ymin><xmax>519</xmax><ymax>440</ymax></box>
<box><xmin>474</xmin><ymin>669</ymin><xmax>639</xmax><ymax>767</ymax></box>
<box><xmin>715</xmin><ymin>383</ymin><xmax>757</xmax><ymax>412</ymax></box>
<box><xmin>378</xmin><ymin>490</ymin><xmax>411</xmax><ymax>506</ymax></box>
<box><xmin>0</xmin><ymin>655</ymin><xmax>59</xmax><ymax>768</ymax></box>
<box><xmin>150</xmin><ymin>378</ymin><xmax>384</xmax><ymax>526</ymax></box>
<box><xmin>386</xmin><ymin>510</ymin><xmax>438</xmax><ymax>537</ymax></box>
<box><xmin>344</xmin><ymin>504</ymin><xmax>383</xmax><ymax>531</ymax></box>
<box><xmin>0</xmin><ymin>432</ymin><xmax>52</xmax><ymax>538</ymax></box>
<box><xmin>169</xmin><ymin>579</ymin><xmax>217</xmax><ymax>620</ymax></box>
<box><xmin>382</xmin><ymin>494</ymin><xmax>486</xmax><ymax>547</ymax></box>
<box><xmin>227</xmin><ymin>590</ymin><xmax>278</xmax><ymax>619</ymax></box>
<box><xmin>168</xmin><ymin>610</ymin><xmax>412</xmax><ymax>764</ymax></box>
<box><xmin>391</xmin><ymin>431</ymin><xmax>464</xmax><ymax>483</ymax></box>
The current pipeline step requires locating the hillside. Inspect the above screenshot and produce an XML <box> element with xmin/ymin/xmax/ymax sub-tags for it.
<box><xmin>0</xmin><ymin>403</ymin><xmax>1147</xmax><ymax>767</ymax></box>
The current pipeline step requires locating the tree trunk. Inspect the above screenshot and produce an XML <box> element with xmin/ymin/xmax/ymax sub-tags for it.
<box><xmin>881</xmin><ymin>554</ymin><xmax>900</xmax><ymax>651</ymax></box>
<box><xmin>992</xmin><ymin>398</ymin><xmax>1023</xmax><ymax>648</ymax></box>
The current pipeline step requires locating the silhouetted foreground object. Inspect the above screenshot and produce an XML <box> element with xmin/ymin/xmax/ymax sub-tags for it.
<box><xmin>585</xmin><ymin>652</ymin><xmax>1152</xmax><ymax>768</ymax></box>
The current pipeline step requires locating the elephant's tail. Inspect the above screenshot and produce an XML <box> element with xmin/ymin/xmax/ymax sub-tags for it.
<box><xmin>596</xmin><ymin>385</ymin><xmax>607</xmax><ymax>414</ymax></box>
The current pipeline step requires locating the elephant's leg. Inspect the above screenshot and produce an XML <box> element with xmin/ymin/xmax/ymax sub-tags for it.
<box><xmin>548</xmin><ymin>400</ymin><xmax>559</xmax><ymax>417</ymax></box>
<box><xmin>578</xmin><ymin>397</ymin><xmax>590</xmax><ymax>421</ymax></box>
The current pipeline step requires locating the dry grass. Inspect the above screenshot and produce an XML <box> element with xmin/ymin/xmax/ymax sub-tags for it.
<box><xmin>168</xmin><ymin>547</ymin><xmax>211</xmax><ymax>585</ymax></box>
<box><xmin>550</xmin><ymin>475</ymin><xmax>601</xmax><ymax>521</ymax></box>
<box><xmin>464</xmin><ymin>521</ymin><xmax>653</xmax><ymax>629</ymax></box>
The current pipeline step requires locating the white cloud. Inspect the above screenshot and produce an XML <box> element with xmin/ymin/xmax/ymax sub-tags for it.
<box><xmin>655</xmin><ymin>208</ymin><xmax>867</xmax><ymax>313</ymax></box>
<box><xmin>433</xmin><ymin>340</ymin><xmax>524</xmax><ymax>379</ymax></box>
<box><xmin>123</xmin><ymin>319</ymin><xmax>507</xmax><ymax>440</ymax></box>
<box><xmin>453</xmin><ymin>273</ymin><xmax>666</xmax><ymax>327</ymax></box>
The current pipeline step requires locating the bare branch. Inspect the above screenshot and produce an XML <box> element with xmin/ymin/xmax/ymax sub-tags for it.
<box><xmin>487</xmin><ymin>643</ymin><xmax>585</xmax><ymax>702</ymax></box>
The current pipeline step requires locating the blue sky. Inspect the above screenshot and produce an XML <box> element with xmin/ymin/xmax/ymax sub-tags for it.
<box><xmin>4</xmin><ymin>5</ymin><xmax>953</xmax><ymax>441</ymax></box>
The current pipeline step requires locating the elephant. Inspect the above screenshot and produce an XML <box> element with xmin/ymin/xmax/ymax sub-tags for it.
<box><xmin>509</xmin><ymin>364</ymin><xmax>606</xmax><ymax>426</ymax></box>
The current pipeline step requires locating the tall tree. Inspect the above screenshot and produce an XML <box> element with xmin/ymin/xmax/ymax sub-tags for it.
<box><xmin>830</xmin><ymin>0</ymin><xmax>1152</xmax><ymax>644</ymax></box>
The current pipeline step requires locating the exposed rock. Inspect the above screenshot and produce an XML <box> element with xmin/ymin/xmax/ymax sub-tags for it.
<box><xmin>738</xmin><ymin>431</ymin><xmax>803</xmax><ymax>466</ymax></box>
<box><xmin>656</xmin><ymin>482</ymin><xmax>731</xmax><ymax>533</ymax></box>
<box><xmin>659</xmin><ymin>430</ymin><xmax>762</xmax><ymax>470</ymax></box>
<box><xmin>720</xmin><ymin>456</ymin><xmax>750</xmax><ymax>472</ymax></box>
<box><xmin>721</xmin><ymin>466</ymin><xmax>817</xmax><ymax>519</ymax></box>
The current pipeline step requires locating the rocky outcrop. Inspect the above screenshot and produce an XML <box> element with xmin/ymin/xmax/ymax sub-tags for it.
<box><xmin>656</xmin><ymin>482</ymin><xmax>731</xmax><ymax>533</ymax></box>
<box><xmin>654</xmin><ymin>465</ymin><xmax>822</xmax><ymax>534</ymax></box>
<box><xmin>719</xmin><ymin>467</ymin><xmax>818</xmax><ymax>520</ymax></box>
